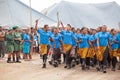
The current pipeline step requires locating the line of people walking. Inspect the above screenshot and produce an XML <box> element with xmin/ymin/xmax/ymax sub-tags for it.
<box><xmin>1</xmin><ymin>20</ymin><xmax>120</xmax><ymax>74</ymax></box>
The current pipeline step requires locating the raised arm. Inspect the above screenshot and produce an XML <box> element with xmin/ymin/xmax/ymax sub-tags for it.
<box><xmin>60</xmin><ymin>21</ymin><xmax>65</xmax><ymax>30</ymax></box>
<box><xmin>35</xmin><ymin>19</ymin><xmax>39</xmax><ymax>31</ymax></box>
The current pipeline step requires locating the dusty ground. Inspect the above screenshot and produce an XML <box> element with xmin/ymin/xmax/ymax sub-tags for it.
<box><xmin>0</xmin><ymin>54</ymin><xmax>120</xmax><ymax>80</ymax></box>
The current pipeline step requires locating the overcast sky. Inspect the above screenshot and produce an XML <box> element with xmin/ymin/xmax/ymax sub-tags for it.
<box><xmin>20</xmin><ymin>0</ymin><xmax>120</xmax><ymax>12</ymax></box>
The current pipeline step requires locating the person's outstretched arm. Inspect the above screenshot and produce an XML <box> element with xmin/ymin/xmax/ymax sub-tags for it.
<box><xmin>35</xmin><ymin>19</ymin><xmax>39</xmax><ymax>31</ymax></box>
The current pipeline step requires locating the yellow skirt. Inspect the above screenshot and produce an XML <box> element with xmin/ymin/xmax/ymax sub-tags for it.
<box><xmin>63</xmin><ymin>44</ymin><xmax>72</xmax><ymax>53</ymax></box>
<box><xmin>117</xmin><ymin>49</ymin><xmax>120</xmax><ymax>57</ymax></box>
<box><xmin>77</xmin><ymin>48</ymin><xmax>88</xmax><ymax>58</ymax></box>
<box><xmin>96</xmin><ymin>46</ymin><xmax>106</xmax><ymax>61</ymax></box>
<box><xmin>110</xmin><ymin>49</ymin><xmax>117</xmax><ymax>58</ymax></box>
<box><xmin>87</xmin><ymin>48</ymin><xmax>95</xmax><ymax>58</ymax></box>
<box><xmin>39</xmin><ymin>44</ymin><xmax>47</xmax><ymax>55</ymax></box>
<box><xmin>94</xmin><ymin>47</ymin><xmax>100</xmax><ymax>60</ymax></box>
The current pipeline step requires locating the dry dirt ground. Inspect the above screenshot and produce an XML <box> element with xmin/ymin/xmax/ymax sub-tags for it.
<box><xmin>0</xmin><ymin>54</ymin><xmax>120</xmax><ymax>80</ymax></box>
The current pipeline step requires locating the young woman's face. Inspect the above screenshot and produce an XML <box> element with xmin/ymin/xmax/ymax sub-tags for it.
<box><xmin>46</xmin><ymin>26</ymin><xmax>49</xmax><ymax>31</ymax></box>
<box><xmin>26</xmin><ymin>29</ymin><xmax>29</xmax><ymax>34</ymax></box>
<box><xmin>112</xmin><ymin>29</ymin><xmax>117</xmax><ymax>35</ymax></box>
<box><xmin>72</xmin><ymin>28</ymin><xmax>76</xmax><ymax>33</ymax></box>
<box><xmin>92</xmin><ymin>30</ymin><xmax>96</xmax><ymax>34</ymax></box>
<box><xmin>97</xmin><ymin>27</ymin><xmax>100</xmax><ymax>32</ymax></box>
<box><xmin>66</xmin><ymin>26</ymin><xmax>71</xmax><ymax>31</ymax></box>
<box><xmin>34</xmin><ymin>30</ymin><xmax>37</xmax><ymax>34</ymax></box>
<box><xmin>82</xmin><ymin>28</ymin><xmax>87</xmax><ymax>34</ymax></box>
<box><xmin>77</xmin><ymin>30</ymin><xmax>80</xmax><ymax>34</ymax></box>
<box><xmin>54</xmin><ymin>28</ymin><xmax>58</xmax><ymax>34</ymax></box>
<box><xmin>102</xmin><ymin>26</ymin><xmax>107</xmax><ymax>32</ymax></box>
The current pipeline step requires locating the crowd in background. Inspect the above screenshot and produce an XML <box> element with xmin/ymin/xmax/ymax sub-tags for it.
<box><xmin>0</xmin><ymin>20</ymin><xmax>120</xmax><ymax>73</ymax></box>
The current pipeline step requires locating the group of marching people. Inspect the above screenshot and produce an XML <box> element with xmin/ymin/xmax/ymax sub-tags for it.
<box><xmin>35</xmin><ymin>20</ymin><xmax>120</xmax><ymax>73</ymax></box>
<box><xmin>1</xmin><ymin>19</ymin><xmax>120</xmax><ymax>73</ymax></box>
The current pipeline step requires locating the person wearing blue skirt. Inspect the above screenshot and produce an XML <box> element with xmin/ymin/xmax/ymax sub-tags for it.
<box><xmin>23</xmin><ymin>29</ymin><xmax>31</xmax><ymax>61</ymax></box>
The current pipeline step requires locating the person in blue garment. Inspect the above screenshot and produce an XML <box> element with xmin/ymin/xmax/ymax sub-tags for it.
<box><xmin>61</xmin><ymin>24</ymin><xmax>74</xmax><ymax>69</ymax></box>
<box><xmin>23</xmin><ymin>29</ymin><xmax>31</xmax><ymax>61</ymax></box>
<box><xmin>91</xmin><ymin>29</ymin><xmax>98</xmax><ymax>66</ymax></box>
<box><xmin>49</xmin><ymin>28</ymin><xmax>62</xmax><ymax>67</ymax></box>
<box><xmin>77</xmin><ymin>27</ymin><xmax>92</xmax><ymax>70</ymax></box>
<box><xmin>97</xmin><ymin>25</ymin><xmax>111</xmax><ymax>73</ymax></box>
<box><xmin>35</xmin><ymin>20</ymin><xmax>53</xmax><ymax>68</ymax></box>
<box><xmin>75</xmin><ymin>28</ymin><xmax>82</xmax><ymax>65</ymax></box>
<box><xmin>117</xmin><ymin>31</ymin><xmax>120</xmax><ymax>70</ymax></box>
<box><xmin>86</xmin><ymin>29</ymin><xmax>95</xmax><ymax>69</ymax></box>
<box><xmin>109</xmin><ymin>29</ymin><xmax>119</xmax><ymax>71</ymax></box>
<box><xmin>33</xmin><ymin>30</ymin><xmax>39</xmax><ymax>54</ymax></box>
<box><xmin>70</xmin><ymin>27</ymin><xmax>78</xmax><ymax>68</ymax></box>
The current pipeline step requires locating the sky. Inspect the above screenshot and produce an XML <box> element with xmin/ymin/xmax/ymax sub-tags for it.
<box><xmin>20</xmin><ymin>0</ymin><xmax>120</xmax><ymax>12</ymax></box>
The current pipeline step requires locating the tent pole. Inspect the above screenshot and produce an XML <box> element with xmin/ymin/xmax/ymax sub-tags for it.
<box><xmin>29</xmin><ymin>0</ymin><xmax>32</xmax><ymax>27</ymax></box>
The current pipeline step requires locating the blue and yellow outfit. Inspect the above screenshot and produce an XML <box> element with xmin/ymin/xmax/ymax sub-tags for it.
<box><xmin>72</xmin><ymin>33</ymin><xmax>77</xmax><ymax>47</ymax></box>
<box><xmin>37</xmin><ymin>29</ymin><xmax>51</xmax><ymax>55</ymax></box>
<box><xmin>110</xmin><ymin>34</ymin><xmax>119</xmax><ymax>69</ymax></box>
<box><xmin>51</xmin><ymin>34</ymin><xmax>62</xmax><ymax>49</ymax></box>
<box><xmin>77</xmin><ymin>34</ymin><xmax>90</xmax><ymax>58</ymax></box>
<box><xmin>97</xmin><ymin>31</ymin><xmax>110</xmax><ymax>61</ymax></box>
<box><xmin>61</xmin><ymin>30</ymin><xmax>73</xmax><ymax>53</ymax></box>
<box><xmin>117</xmin><ymin>33</ymin><xmax>120</xmax><ymax>57</ymax></box>
<box><xmin>23</xmin><ymin>33</ymin><xmax>30</xmax><ymax>54</ymax></box>
<box><xmin>109</xmin><ymin>34</ymin><xmax>119</xmax><ymax>58</ymax></box>
<box><xmin>87</xmin><ymin>34</ymin><xmax>95</xmax><ymax>58</ymax></box>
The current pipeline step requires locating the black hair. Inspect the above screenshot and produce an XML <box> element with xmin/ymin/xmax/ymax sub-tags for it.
<box><xmin>67</xmin><ymin>24</ymin><xmax>71</xmax><ymax>28</ymax></box>
<box><xmin>31</xmin><ymin>27</ymin><xmax>33</xmax><ymax>30</ymax></box>
<box><xmin>44</xmin><ymin>24</ymin><xmax>48</xmax><ymax>28</ymax></box>
<box><xmin>110</xmin><ymin>28</ymin><xmax>115</xmax><ymax>33</ymax></box>
<box><xmin>71</xmin><ymin>27</ymin><xmax>75</xmax><ymax>31</ymax></box>
<box><xmin>81</xmin><ymin>27</ymin><xmax>86</xmax><ymax>31</ymax></box>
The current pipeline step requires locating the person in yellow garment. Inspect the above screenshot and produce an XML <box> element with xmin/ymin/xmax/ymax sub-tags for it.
<box><xmin>117</xmin><ymin>31</ymin><xmax>120</xmax><ymax>70</ymax></box>
<box><xmin>109</xmin><ymin>29</ymin><xmax>119</xmax><ymax>71</ymax></box>
<box><xmin>61</xmin><ymin>24</ymin><xmax>74</xmax><ymax>69</ymax></box>
<box><xmin>77</xmin><ymin>27</ymin><xmax>92</xmax><ymax>70</ymax></box>
<box><xmin>86</xmin><ymin>29</ymin><xmax>96</xmax><ymax>69</ymax></box>
<box><xmin>97</xmin><ymin>25</ymin><xmax>111</xmax><ymax>73</ymax></box>
<box><xmin>35</xmin><ymin>20</ymin><xmax>53</xmax><ymax>68</ymax></box>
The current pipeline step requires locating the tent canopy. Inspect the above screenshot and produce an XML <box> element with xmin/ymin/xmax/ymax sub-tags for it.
<box><xmin>0</xmin><ymin>0</ymin><xmax>56</xmax><ymax>28</ymax></box>
<box><xmin>44</xmin><ymin>1</ymin><xmax>120</xmax><ymax>29</ymax></box>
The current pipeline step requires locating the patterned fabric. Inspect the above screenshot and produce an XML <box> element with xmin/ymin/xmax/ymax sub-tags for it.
<box><xmin>63</xmin><ymin>44</ymin><xmax>72</xmax><ymax>53</ymax></box>
<box><xmin>96</xmin><ymin>46</ymin><xmax>106</xmax><ymax>61</ymax></box>
<box><xmin>39</xmin><ymin>44</ymin><xmax>47</xmax><ymax>55</ymax></box>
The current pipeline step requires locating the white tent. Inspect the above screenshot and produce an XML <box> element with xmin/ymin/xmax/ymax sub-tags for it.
<box><xmin>0</xmin><ymin>0</ymin><xmax>56</xmax><ymax>28</ymax></box>
<box><xmin>44</xmin><ymin>1</ymin><xmax>120</xmax><ymax>29</ymax></box>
